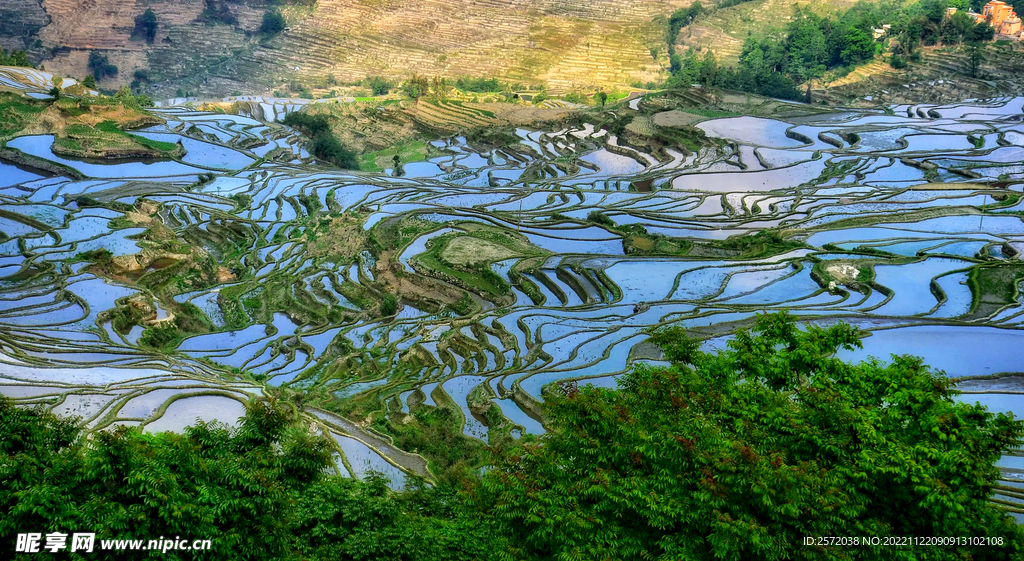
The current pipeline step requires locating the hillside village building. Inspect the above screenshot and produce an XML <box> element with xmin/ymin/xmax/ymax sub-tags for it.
<box><xmin>974</xmin><ymin>1</ymin><xmax>1022</xmax><ymax>37</ymax></box>
<box><xmin>947</xmin><ymin>1</ymin><xmax>1023</xmax><ymax>38</ymax></box>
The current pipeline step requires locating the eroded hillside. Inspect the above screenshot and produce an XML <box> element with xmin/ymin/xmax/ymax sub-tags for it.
<box><xmin>6</xmin><ymin>0</ymin><xmax>685</xmax><ymax>96</ymax></box>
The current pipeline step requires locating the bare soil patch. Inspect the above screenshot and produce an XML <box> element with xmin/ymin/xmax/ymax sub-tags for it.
<box><xmin>826</xmin><ymin>263</ymin><xmax>859</xmax><ymax>283</ymax></box>
<box><xmin>652</xmin><ymin>110</ymin><xmax>704</xmax><ymax>128</ymax></box>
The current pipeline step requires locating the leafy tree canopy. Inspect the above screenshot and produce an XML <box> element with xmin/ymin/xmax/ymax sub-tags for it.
<box><xmin>3</xmin><ymin>314</ymin><xmax>1022</xmax><ymax>560</ymax></box>
<box><xmin>0</xmin><ymin>48</ymin><xmax>31</xmax><ymax>68</ymax></box>
<box><xmin>664</xmin><ymin>0</ymin><xmax>1005</xmax><ymax>99</ymax></box>
<box><xmin>0</xmin><ymin>397</ymin><xmax>495</xmax><ymax>560</ymax></box>
<box><xmin>477</xmin><ymin>313</ymin><xmax>1024</xmax><ymax>561</ymax></box>
<box><xmin>282</xmin><ymin>112</ymin><xmax>360</xmax><ymax>170</ymax></box>
<box><xmin>364</xmin><ymin>75</ymin><xmax>394</xmax><ymax>96</ymax></box>
<box><xmin>134</xmin><ymin>9</ymin><xmax>158</xmax><ymax>43</ymax></box>
<box><xmin>87</xmin><ymin>52</ymin><xmax>118</xmax><ymax>81</ymax></box>
<box><xmin>261</xmin><ymin>9</ymin><xmax>287</xmax><ymax>36</ymax></box>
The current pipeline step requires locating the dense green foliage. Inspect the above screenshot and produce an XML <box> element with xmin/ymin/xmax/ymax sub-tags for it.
<box><xmin>202</xmin><ymin>0</ymin><xmax>238</xmax><ymax>26</ymax></box>
<box><xmin>710</xmin><ymin>229</ymin><xmax>806</xmax><ymax>256</ymax></box>
<box><xmin>402</xmin><ymin>75</ymin><xmax>443</xmax><ymax>99</ymax></box>
<box><xmin>112</xmin><ymin>86</ymin><xmax>155</xmax><ymax>109</ymax></box>
<box><xmin>398</xmin><ymin>75</ymin><xmax>512</xmax><ymax>99</ymax></box>
<box><xmin>364</xmin><ymin>76</ymin><xmax>394</xmax><ymax>96</ymax></box>
<box><xmin>666</xmin><ymin>1</ymin><xmax>704</xmax><ymax>54</ymax></box>
<box><xmin>666</xmin><ymin>0</ymin><xmax>1000</xmax><ymax>100</ymax></box>
<box><xmin>380</xmin><ymin>293</ymin><xmax>398</xmax><ymax>316</ymax></box>
<box><xmin>586</xmin><ymin>210</ymin><xmax>616</xmax><ymax>227</ymax></box>
<box><xmin>87</xmin><ymin>52</ymin><xmax>118</xmax><ymax>81</ymax></box>
<box><xmin>902</xmin><ymin>0</ymin><xmax>995</xmax><ymax>49</ymax></box>
<box><xmin>0</xmin><ymin>48</ymin><xmax>31</xmax><ymax>68</ymax></box>
<box><xmin>1</xmin><ymin>399</ymin><xmax>329</xmax><ymax>558</ymax></box>
<box><xmin>4</xmin><ymin>314</ymin><xmax>1021</xmax><ymax>560</ymax></box>
<box><xmin>477</xmin><ymin>313</ymin><xmax>1024</xmax><ymax>560</ymax></box>
<box><xmin>261</xmin><ymin>9</ymin><xmax>287</xmax><ymax>36</ymax></box>
<box><xmin>453</xmin><ymin>76</ymin><xmax>503</xmax><ymax>93</ymax></box>
<box><xmin>0</xmin><ymin>398</ymin><xmax>496</xmax><ymax>560</ymax></box>
<box><xmin>665</xmin><ymin>0</ymin><xmax>756</xmax><ymax>56</ymax></box>
<box><xmin>281</xmin><ymin>112</ymin><xmax>360</xmax><ymax>170</ymax></box>
<box><xmin>133</xmin><ymin>9</ymin><xmax>158</xmax><ymax>43</ymax></box>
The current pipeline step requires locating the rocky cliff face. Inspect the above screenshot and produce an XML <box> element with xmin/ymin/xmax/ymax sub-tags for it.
<box><xmin>0</xmin><ymin>0</ymin><xmax>50</xmax><ymax>52</ymax></box>
<box><xmin>5</xmin><ymin>0</ymin><xmax>677</xmax><ymax>97</ymax></box>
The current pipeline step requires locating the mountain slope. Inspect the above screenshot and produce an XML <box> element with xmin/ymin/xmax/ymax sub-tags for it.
<box><xmin>10</xmin><ymin>0</ymin><xmax>685</xmax><ymax>96</ymax></box>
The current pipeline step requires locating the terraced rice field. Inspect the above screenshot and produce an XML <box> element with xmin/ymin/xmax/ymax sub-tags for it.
<box><xmin>4</xmin><ymin>84</ymin><xmax>1024</xmax><ymax>504</ymax></box>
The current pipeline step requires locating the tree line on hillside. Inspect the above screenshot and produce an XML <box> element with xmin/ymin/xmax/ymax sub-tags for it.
<box><xmin>2</xmin><ymin>313</ymin><xmax>1021</xmax><ymax>560</ymax></box>
<box><xmin>666</xmin><ymin>0</ymin><xmax>999</xmax><ymax>100</ymax></box>
<box><xmin>0</xmin><ymin>48</ymin><xmax>31</xmax><ymax>68</ymax></box>
<box><xmin>665</xmin><ymin>0</ymin><xmax>758</xmax><ymax>58</ymax></box>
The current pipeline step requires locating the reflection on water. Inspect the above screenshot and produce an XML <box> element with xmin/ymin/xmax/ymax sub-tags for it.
<box><xmin>4</xmin><ymin>96</ymin><xmax>1024</xmax><ymax>482</ymax></box>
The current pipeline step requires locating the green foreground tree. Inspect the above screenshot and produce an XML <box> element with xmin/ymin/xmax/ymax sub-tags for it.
<box><xmin>3</xmin><ymin>313</ymin><xmax>1021</xmax><ymax>560</ymax></box>
<box><xmin>477</xmin><ymin>313</ymin><xmax>1024</xmax><ymax>560</ymax></box>
<box><xmin>0</xmin><ymin>399</ymin><xmax>494</xmax><ymax>560</ymax></box>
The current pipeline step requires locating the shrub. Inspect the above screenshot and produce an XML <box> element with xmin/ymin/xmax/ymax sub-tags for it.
<box><xmin>261</xmin><ymin>9</ymin><xmax>286</xmax><ymax>35</ymax></box>
<box><xmin>202</xmin><ymin>0</ymin><xmax>237</xmax><ymax>25</ymax></box>
<box><xmin>364</xmin><ymin>76</ymin><xmax>393</xmax><ymax>96</ymax></box>
<box><xmin>282</xmin><ymin>112</ymin><xmax>359</xmax><ymax>170</ymax></box>
<box><xmin>87</xmin><ymin>52</ymin><xmax>118</xmax><ymax>80</ymax></box>
<box><xmin>0</xmin><ymin>48</ymin><xmax>30</xmax><ymax>67</ymax></box>
<box><xmin>586</xmin><ymin>211</ymin><xmax>615</xmax><ymax>227</ymax></box>
<box><xmin>380</xmin><ymin>294</ymin><xmax>398</xmax><ymax>316</ymax></box>
<box><xmin>563</xmin><ymin>91</ymin><xmax>585</xmax><ymax>104</ymax></box>
<box><xmin>133</xmin><ymin>8</ymin><xmax>158</xmax><ymax>43</ymax></box>
<box><xmin>453</xmin><ymin>76</ymin><xmax>502</xmax><ymax>93</ymax></box>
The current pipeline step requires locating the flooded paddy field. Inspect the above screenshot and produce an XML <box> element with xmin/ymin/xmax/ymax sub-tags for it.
<box><xmin>4</xmin><ymin>94</ymin><xmax>1024</xmax><ymax>487</ymax></box>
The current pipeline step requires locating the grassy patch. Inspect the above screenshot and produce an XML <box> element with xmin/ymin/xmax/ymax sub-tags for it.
<box><xmin>96</xmin><ymin>120</ymin><xmax>179</xmax><ymax>153</ymax></box>
<box><xmin>676</xmin><ymin>107</ymin><xmax>739</xmax><ymax>119</ymax></box>
<box><xmin>374</xmin><ymin>400</ymin><xmax>486</xmax><ymax>483</ymax></box>
<box><xmin>368</xmin><ymin>216</ymin><xmax>438</xmax><ymax>253</ymax></box>
<box><xmin>967</xmin><ymin>263</ymin><xmax>1024</xmax><ymax>318</ymax></box>
<box><xmin>412</xmin><ymin>225</ymin><xmax>545</xmax><ymax>298</ymax></box>
<box><xmin>360</xmin><ymin>140</ymin><xmax>429</xmax><ymax>172</ymax></box>
<box><xmin>624</xmin><ymin>233</ymin><xmax>693</xmax><ymax>256</ymax></box>
<box><xmin>53</xmin><ymin>137</ymin><xmax>83</xmax><ymax>152</ymax></box>
<box><xmin>416</xmin><ymin>246</ymin><xmax>508</xmax><ymax>296</ymax></box>
<box><xmin>708</xmin><ymin>230</ymin><xmax>806</xmax><ymax>258</ymax></box>
<box><xmin>0</xmin><ymin>95</ymin><xmax>45</xmax><ymax>139</ymax></box>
